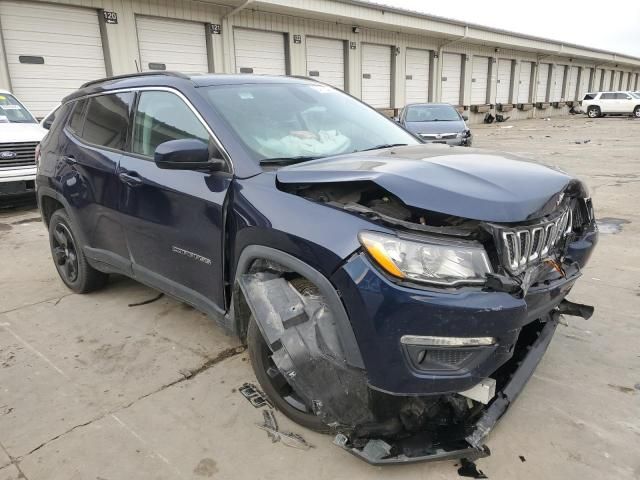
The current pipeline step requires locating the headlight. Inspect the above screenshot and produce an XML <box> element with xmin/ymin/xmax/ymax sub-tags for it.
<box><xmin>456</xmin><ymin>132</ymin><xmax>463</xmax><ymax>138</ymax></box>
<box><xmin>463</xmin><ymin>129</ymin><xmax>472</xmax><ymax>137</ymax></box>
<box><xmin>358</xmin><ymin>231</ymin><xmax>492</xmax><ymax>286</ymax></box>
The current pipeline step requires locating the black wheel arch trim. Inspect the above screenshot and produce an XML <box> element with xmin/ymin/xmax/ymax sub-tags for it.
<box><xmin>229</xmin><ymin>245</ymin><xmax>365</xmax><ymax>369</ymax></box>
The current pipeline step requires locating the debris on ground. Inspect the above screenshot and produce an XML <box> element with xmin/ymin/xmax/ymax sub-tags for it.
<box><xmin>495</xmin><ymin>114</ymin><xmax>510</xmax><ymax>122</ymax></box>
<box><xmin>457</xmin><ymin>458</ymin><xmax>488</xmax><ymax>478</ymax></box>
<box><xmin>238</xmin><ymin>382</ymin><xmax>272</xmax><ymax>408</ymax></box>
<box><xmin>127</xmin><ymin>292</ymin><xmax>164</xmax><ymax>307</ymax></box>
<box><xmin>519</xmin><ymin>455</ymin><xmax>527</xmax><ymax>462</ymax></box>
<box><xmin>499</xmin><ymin>125</ymin><xmax>513</xmax><ymax>129</ymax></box>
<box><xmin>483</xmin><ymin>113</ymin><xmax>495</xmax><ymax>124</ymax></box>
<box><xmin>256</xmin><ymin>409</ymin><xmax>315</xmax><ymax>450</ymax></box>
<box><xmin>574</xmin><ymin>140</ymin><xmax>591</xmax><ymax>144</ymax></box>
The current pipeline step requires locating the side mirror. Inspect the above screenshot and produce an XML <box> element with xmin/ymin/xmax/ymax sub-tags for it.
<box><xmin>392</xmin><ymin>116</ymin><xmax>400</xmax><ymax>123</ymax></box>
<box><xmin>42</xmin><ymin>117</ymin><xmax>54</xmax><ymax>130</ymax></box>
<box><xmin>462</xmin><ymin>115</ymin><xmax>469</xmax><ymax>121</ymax></box>
<box><xmin>154</xmin><ymin>139</ymin><xmax>226</xmax><ymax>171</ymax></box>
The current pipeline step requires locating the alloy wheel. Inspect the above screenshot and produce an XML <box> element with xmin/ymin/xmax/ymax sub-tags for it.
<box><xmin>52</xmin><ymin>223</ymin><xmax>79</xmax><ymax>283</ymax></box>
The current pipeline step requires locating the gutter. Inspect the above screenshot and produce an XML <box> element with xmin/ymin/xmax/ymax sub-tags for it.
<box><xmin>222</xmin><ymin>0</ymin><xmax>254</xmax><ymax>19</ymax></box>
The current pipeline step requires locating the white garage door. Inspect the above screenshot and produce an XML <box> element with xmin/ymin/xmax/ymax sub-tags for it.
<box><xmin>361</xmin><ymin>44</ymin><xmax>392</xmax><ymax>108</ymax></box>
<box><xmin>136</xmin><ymin>17</ymin><xmax>208</xmax><ymax>74</ymax></box>
<box><xmin>517</xmin><ymin>61</ymin><xmax>532</xmax><ymax>103</ymax></box>
<box><xmin>594</xmin><ymin>69</ymin><xmax>603</xmax><ymax>90</ymax></box>
<box><xmin>234</xmin><ymin>29</ymin><xmax>286</xmax><ymax>75</ymax></box>
<box><xmin>613</xmin><ymin>71</ymin><xmax>621</xmax><ymax>90</ymax></box>
<box><xmin>536</xmin><ymin>63</ymin><xmax>550</xmax><ymax>102</ymax></box>
<box><xmin>306</xmin><ymin>37</ymin><xmax>344</xmax><ymax>90</ymax></box>
<box><xmin>579</xmin><ymin>68</ymin><xmax>592</xmax><ymax>98</ymax></box>
<box><xmin>0</xmin><ymin>1</ymin><xmax>106</xmax><ymax>117</ymax></box>
<box><xmin>634</xmin><ymin>73</ymin><xmax>639</xmax><ymax>91</ymax></box>
<box><xmin>470</xmin><ymin>56</ymin><xmax>489</xmax><ymax>104</ymax></box>
<box><xmin>602</xmin><ymin>70</ymin><xmax>612</xmax><ymax>90</ymax></box>
<box><xmin>551</xmin><ymin>65</ymin><xmax>565</xmax><ymax>101</ymax></box>
<box><xmin>405</xmin><ymin>48</ymin><xmax>430</xmax><ymax>104</ymax></box>
<box><xmin>621</xmin><ymin>72</ymin><xmax>628</xmax><ymax>90</ymax></box>
<box><xmin>441</xmin><ymin>53</ymin><xmax>462</xmax><ymax>105</ymax></box>
<box><xmin>495</xmin><ymin>59</ymin><xmax>512</xmax><ymax>103</ymax></box>
<box><xmin>566</xmin><ymin>66</ymin><xmax>579</xmax><ymax>101</ymax></box>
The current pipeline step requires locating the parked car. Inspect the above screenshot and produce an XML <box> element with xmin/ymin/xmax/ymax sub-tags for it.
<box><xmin>581</xmin><ymin>91</ymin><xmax>640</xmax><ymax>118</ymax></box>
<box><xmin>37</xmin><ymin>72</ymin><xmax>597</xmax><ymax>465</ymax></box>
<box><xmin>0</xmin><ymin>90</ymin><xmax>47</xmax><ymax>197</ymax></box>
<box><xmin>396</xmin><ymin>103</ymin><xmax>472</xmax><ymax>146</ymax></box>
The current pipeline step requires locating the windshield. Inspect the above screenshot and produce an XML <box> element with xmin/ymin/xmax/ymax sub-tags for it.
<box><xmin>631</xmin><ymin>92</ymin><xmax>640</xmax><ymax>99</ymax></box>
<box><xmin>201</xmin><ymin>83</ymin><xmax>418</xmax><ymax>163</ymax></box>
<box><xmin>0</xmin><ymin>94</ymin><xmax>37</xmax><ymax>124</ymax></box>
<box><xmin>405</xmin><ymin>104</ymin><xmax>460</xmax><ymax>122</ymax></box>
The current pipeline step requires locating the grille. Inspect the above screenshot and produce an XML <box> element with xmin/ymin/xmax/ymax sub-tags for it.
<box><xmin>500</xmin><ymin>208</ymin><xmax>572</xmax><ymax>274</ymax></box>
<box><xmin>0</xmin><ymin>142</ymin><xmax>38</xmax><ymax>168</ymax></box>
<box><xmin>419</xmin><ymin>133</ymin><xmax>458</xmax><ymax>140</ymax></box>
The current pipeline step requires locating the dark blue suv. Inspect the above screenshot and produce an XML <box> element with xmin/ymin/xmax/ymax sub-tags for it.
<box><xmin>36</xmin><ymin>72</ymin><xmax>597</xmax><ymax>465</ymax></box>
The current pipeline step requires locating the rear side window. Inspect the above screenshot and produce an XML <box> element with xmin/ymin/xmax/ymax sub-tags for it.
<box><xmin>81</xmin><ymin>92</ymin><xmax>134</xmax><ymax>150</ymax></box>
<box><xmin>68</xmin><ymin>99</ymin><xmax>88</xmax><ymax>134</ymax></box>
<box><xmin>600</xmin><ymin>92</ymin><xmax>615</xmax><ymax>99</ymax></box>
<box><xmin>132</xmin><ymin>91</ymin><xmax>209</xmax><ymax>157</ymax></box>
<box><xmin>583</xmin><ymin>93</ymin><xmax>596</xmax><ymax>100</ymax></box>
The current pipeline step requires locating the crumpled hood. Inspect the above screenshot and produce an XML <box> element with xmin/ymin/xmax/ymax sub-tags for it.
<box><xmin>276</xmin><ymin>145</ymin><xmax>579</xmax><ymax>223</ymax></box>
<box><xmin>0</xmin><ymin>123</ymin><xmax>47</xmax><ymax>143</ymax></box>
<box><xmin>404</xmin><ymin>120</ymin><xmax>467</xmax><ymax>135</ymax></box>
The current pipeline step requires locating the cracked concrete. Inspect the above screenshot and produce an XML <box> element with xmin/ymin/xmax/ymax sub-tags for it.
<box><xmin>1</xmin><ymin>116</ymin><xmax>639</xmax><ymax>479</ymax></box>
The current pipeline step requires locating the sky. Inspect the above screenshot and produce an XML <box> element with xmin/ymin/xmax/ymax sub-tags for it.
<box><xmin>366</xmin><ymin>0</ymin><xmax>640</xmax><ymax>58</ymax></box>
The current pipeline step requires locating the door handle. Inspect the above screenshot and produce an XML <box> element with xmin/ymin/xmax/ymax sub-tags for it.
<box><xmin>118</xmin><ymin>171</ymin><xmax>143</xmax><ymax>187</ymax></box>
<box><xmin>62</xmin><ymin>155</ymin><xmax>77</xmax><ymax>165</ymax></box>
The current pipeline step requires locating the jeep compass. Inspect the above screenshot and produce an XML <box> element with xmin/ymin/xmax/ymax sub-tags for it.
<box><xmin>36</xmin><ymin>72</ymin><xmax>597</xmax><ymax>465</ymax></box>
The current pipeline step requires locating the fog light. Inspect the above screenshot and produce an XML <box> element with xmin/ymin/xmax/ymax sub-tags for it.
<box><xmin>400</xmin><ymin>335</ymin><xmax>496</xmax><ymax>347</ymax></box>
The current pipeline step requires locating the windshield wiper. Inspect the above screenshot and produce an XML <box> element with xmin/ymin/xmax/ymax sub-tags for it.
<box><xmin>357</xmin><ymin>143</ymin><xmax>408</xmax><ymax>152</ymax></box>
<box><xmin>259</xmin><ymin>155</ymin><xmax>321</xmax><ymax>166</ymax></box>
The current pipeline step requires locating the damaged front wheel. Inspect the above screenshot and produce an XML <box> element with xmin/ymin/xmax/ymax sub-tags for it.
<box><xmin>247</xmin><ymin>316</ymin><xmax>333</xmax><ymax>433</ymax></box>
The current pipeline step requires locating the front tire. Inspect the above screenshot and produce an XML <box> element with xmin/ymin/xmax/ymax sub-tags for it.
<box><xmin>247</xmin><ymin>316</ymin><xmax>331</xmax><ymax>433</ymax></box>
<box><xmin>48</xmin><ymin>209</ymin><xmax>108</xmax><ymax>293</ymax></box>
<box><xmin>587</xmin><ymin>106</ymin><xmax>600</xmax><ymax>118</ymax></box>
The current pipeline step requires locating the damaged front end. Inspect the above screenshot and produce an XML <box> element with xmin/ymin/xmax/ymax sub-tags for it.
<box><xmin>237</xmin><ymin>152</ymin><xmax>598</xmax><ymax>465</ymax></box>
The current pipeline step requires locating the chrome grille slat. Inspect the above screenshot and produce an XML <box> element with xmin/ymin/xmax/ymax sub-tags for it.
<box><xmin>498</xmin><ymin>208</ymin><xmax>572</xmax><ymax>274</ymax></box>
<box><xmin>0</xmin><ymin>141</ymin><xmax>37</xmax><ymax>167</ymax></box>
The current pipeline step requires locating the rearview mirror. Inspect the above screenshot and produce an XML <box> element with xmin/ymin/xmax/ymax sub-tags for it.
<box><xmin>154</xmin><ymin>139</ymin><xmax>226</xmax><ymax>171</ymax></box>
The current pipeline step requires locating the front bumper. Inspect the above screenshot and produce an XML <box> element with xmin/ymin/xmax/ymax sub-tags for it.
<box><xmin>336</xmin><ymin>316</ymin><xmax>560</xmax><ymax>465</ymax></box>
<box><xmin>331</xmin><ymin>226</ymin><xmax>594</xmax><ymax>395</ymax></box>
<box><xmin>0</xmin><ymin>166</ymin><xmax>37</xmax><ymax>196</ymax></box>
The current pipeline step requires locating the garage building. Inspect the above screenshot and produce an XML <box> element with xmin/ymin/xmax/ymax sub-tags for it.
<box><xmin>0</xmin><ymin>0</ymin><xmax>639</xmax><ymax>123</ymax></box>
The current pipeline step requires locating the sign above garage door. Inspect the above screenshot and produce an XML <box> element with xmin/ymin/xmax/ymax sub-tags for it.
<box><xmin>136</xmin><ymin>17</ymin><xmax>209</xmax><ymax>74</ymax></box>
<box><xmin>0</xmin><ymin>1</ymin><xmax>106</xmax><ymax>117</ymax></box>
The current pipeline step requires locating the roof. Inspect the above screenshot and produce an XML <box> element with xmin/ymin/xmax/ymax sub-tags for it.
<box><xmin>340</xmin><ymin>0</ymin><xmax>640</xmax><ymax>63</ymax></box>
<box><xmin>62</xmin><ymin>72</ymin><xmax>314</xmax><ymax>103</ymax></box>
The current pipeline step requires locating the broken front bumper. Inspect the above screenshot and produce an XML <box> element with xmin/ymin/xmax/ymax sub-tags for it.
<box><xmin>331</xmin><ymin>252</ymin><xmax>579</xmax><ymax>395</ymax></box>
<box><xmin>336</xmin><ymin>317</ymin><xmax>560</xmax><ymax>465</ymax></box>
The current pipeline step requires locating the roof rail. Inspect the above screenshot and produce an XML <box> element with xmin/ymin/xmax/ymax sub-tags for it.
<box><xmin>80</xmin><ymin>71</ymin><xmax>190</xmax><ymax>89</ymax></box>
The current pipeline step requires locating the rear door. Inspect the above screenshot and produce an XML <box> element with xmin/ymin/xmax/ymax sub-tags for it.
<box><xmin>405</xmin><ymin>48</ymin><xmax>430</xmax><ymax>104</ymax></box>
<box><xmin>61</xmin><ymin>93</ymin><xmax>132</xmax><ymax>267</ymax></box>
<box><xmin>361</xmin><ymin>44</ymin><xmax>392</xmax><ymax>108</ymax></box>
<box><xmin>136</xmin><ymin>16</ymin><xmax>209</xmax><ymax>73</ymax></box>
<box><xmin>471</xmin><ymin>56</ymin><xmax>489</xmax><ymax>104</ymax></box>
<box><xmin>234</xmin><ymin>28</ymin><xmax>287</xmax><ymax>75</ymax></box>
<box><xmin>306</xmin><ymin>37</ymin><xmax>345</xmax><ymax>90</ymax></box>
<box><xmin>441</xmin><ymin>53</ymin><xmax>462</xmax><ymax>105</ymax></box>
<box><xmin>517</xmin><ymin>61</ymin><xmax>532</xmax><ymax>103</ymax></box>
<box><xmin>117</xmin><ymin>89</ymin><xmax>231</xmax><ymax>312</ymax></box>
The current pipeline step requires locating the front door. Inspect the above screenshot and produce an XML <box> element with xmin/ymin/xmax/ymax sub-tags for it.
<box><xmin>118</xmin><ymin>89</ymin><xmax>231</xmax><ymax>314</ymax></box>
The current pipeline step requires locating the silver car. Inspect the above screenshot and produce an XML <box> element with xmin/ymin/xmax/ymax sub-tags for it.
<box><xmin>397</xmin><ymin>103</ymin><xmax>472</xmax><ymax>146</ymax></box>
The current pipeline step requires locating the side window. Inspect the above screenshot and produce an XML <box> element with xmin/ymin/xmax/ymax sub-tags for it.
<box><xmin>132</xmin><ymin>91</ymin><xmax>209</xmax><ymax>157</ymax></box>
<box><xmin>616</xmin><ymin>92</ymin><xmax>631</xmax><ymax>99</ymax></box>
<box><xmin>583</xmin><ymin>93</ymin><xmax>596</xmax><ymax>100</ymax></box>
<box><xmin>81</xmin><ymin>92</ymin><xmax>133</xmax><ymax>150</ymax></box>
<box><xmin>67</xmin><ymin>99</ymin><xmax>88</xmax><ymax>134</ymax></box>
<box><xmin>600</xmin><ymin>93</ymin><xmax>614</xmax><ymax>100</ymax></box>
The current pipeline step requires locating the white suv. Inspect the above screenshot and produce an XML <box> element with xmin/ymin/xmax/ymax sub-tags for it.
<box><xmin>581</xmin><ymin>91</ymin><xmax>640</xmax><ymax>118</ymax></box>
<box><xmin>0</xmin><ymin>90</ymin><xmax>47</xmax><ymax>197</ymax></box>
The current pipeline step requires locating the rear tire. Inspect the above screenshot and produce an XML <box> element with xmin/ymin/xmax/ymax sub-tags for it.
<box><xmin>48</xmin><ymin>209</ymin><xmax>108</xmax><ymax>293</ymax></box>
<box><xmin>587</xmin><ymin>106</ymin><xmax>600</xmax><ymax>118</ymax></box>
<box><xmin>633</xmin><ymin>106</ymin><xmax>640</xmax><ymax>118</ymax></box>
<box><xmin>247</xmin><ymin>316</ymin><xmax>332</xmax><ymax>433</ymax></box>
